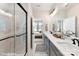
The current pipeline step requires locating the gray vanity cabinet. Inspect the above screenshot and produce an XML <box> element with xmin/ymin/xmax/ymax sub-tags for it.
<box><xmin>43</xmin><ymin>34</ymin><xmax>63</xmax><ymax>56</ymax></box>
<box><xmin>44</xmin><ymin>34</ymin><xmax>56</xmax><ymax>56</ymax></box>
<box><xmin>49</xmin><ymin>41</ymin><xmax>63</xmax><ymax>56</ymax></box>
<box><xmin>49</xmin><ymin>46</ymin><xmax>56</xmax><ymax>56</ymax></box>
<box><xmin>44</xmin><ymin>35</ymin><xmax>50</xmax><ymax>55</ymax></box>
<box><xmin>49</xmin><ymin>41</ymin><xmax>57</xmax><ymax>56</ymax></box>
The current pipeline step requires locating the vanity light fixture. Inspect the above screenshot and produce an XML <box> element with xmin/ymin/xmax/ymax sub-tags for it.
<box><xmin>50</xmin><ymin>8</ymin><xmax>58</xmax><ymax>17</ymax></box>
<box><xmin>0</xmin><ymin>9</ymin><xmax>12</xmax><ymax>17</ymax></box>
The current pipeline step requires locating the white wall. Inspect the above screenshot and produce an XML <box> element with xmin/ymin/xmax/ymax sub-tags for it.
<box><xmin>43</xmin><ymin>15</ymin><xmax>52</xmax><ymax>32</ymax></box>
<box><xmin>27</xmin><ymin>4</ymin><xmax>33</xmax><ymax>55</ymax></box>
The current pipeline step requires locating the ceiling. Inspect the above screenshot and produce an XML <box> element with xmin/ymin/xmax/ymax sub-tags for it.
<box><xmin>31</xmin><ymin>3</ymin><xmax>78</xmax><ymax>18</ymax></box>
<box><xmin>31</xmin><ymin>3</ymin><xmax>56</xmax><ymax>18</ymax></box>
<box><xmin>31</xmin><ymin>3</ymin><xmax>55</xmax><ymax>12</ymax></box>
<box><xmin>0</xmin><ymin>3</ymin><xmax>11</xmax><ymax>13</ymax></box>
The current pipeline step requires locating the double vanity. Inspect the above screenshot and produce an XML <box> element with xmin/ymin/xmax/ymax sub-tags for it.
<box><xmin>43</xmin><ymin>32</ymin><xmax>79</xmax><ymax>56</ymax></box>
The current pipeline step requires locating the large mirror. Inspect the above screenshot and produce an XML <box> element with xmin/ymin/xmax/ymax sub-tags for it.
<box><xmin>62</xmin><ymin>16</ymin><xmax>77</xmax><ymax>37</ymax></box>
<box><xmin>52</xmin><ymin>16</ymin><xmax>77</xmax><ymax>39</ymax></box>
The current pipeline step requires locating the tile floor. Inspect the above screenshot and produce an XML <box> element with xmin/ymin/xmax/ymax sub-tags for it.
<box><xmin>26</xmin><ymin>35</ymin><xmax>48</xmax><ymax>56</ymax></box>
<box><xmin>33</xmin><ymin>37</ymin><xmax>48</xmax><ymax>56</ymax></box>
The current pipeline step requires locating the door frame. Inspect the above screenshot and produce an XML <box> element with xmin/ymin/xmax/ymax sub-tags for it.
<box><xmin>30</xmin><ymin>17</ymin><xmax>33</xmax><ymax>49</ymax></box>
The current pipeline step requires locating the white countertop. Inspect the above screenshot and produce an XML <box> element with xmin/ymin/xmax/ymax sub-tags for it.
<box><xmin>43</xmin><ymin>32</ymin><xmax>79</xmax><ymax>56</ymax></box>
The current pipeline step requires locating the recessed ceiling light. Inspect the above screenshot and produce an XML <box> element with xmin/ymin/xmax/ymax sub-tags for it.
<box><xmin>64</xmin><ymin>3</ymin><xmax>68</xmax><ymax>7</ymax></box>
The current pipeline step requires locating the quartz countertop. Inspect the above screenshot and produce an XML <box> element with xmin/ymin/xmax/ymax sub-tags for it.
<box><xmin>43</xmin><ymin>32</ymin><xmax>79</xmax><ymax>56</ymax></box>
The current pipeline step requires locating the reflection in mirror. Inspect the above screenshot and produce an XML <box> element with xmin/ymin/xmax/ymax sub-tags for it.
<box><xmin>62</xmin><ymin>16</ymin><xmax>77</xmax><ymax>37</ymax></box>
<box><xmin>52</xmin><ymin>20</ymin><xmax>62</xmax><ymax>32</ymax></box>
<box><xmin>52</xmin><ymin>16</ymin><xmax>77</xmax><ymax>39</ymax></box>
<box><xmin>52</xmin><ymin>19</ymin><xmax>63</xmax><ymax>39</ymax></box>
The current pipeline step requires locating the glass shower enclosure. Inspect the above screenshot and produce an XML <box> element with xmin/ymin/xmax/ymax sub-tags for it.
<box><xmin>0</xmin><ymin>3</ymin><xmax>27</xmax><ymax>56</ymax></box>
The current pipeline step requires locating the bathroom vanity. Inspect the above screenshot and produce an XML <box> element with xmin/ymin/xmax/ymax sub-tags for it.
<box><xmin>44</xmin><ymin>32</ymin><xmax>63</xmax><ymax>56</ymax></box>
<box><xmin>43</xmin><ymin>32</ymin><xmax>79</xmax><ymax>56</ymax></box>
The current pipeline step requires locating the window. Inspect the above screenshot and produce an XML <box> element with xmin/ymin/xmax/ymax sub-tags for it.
<box><xmin>33</xmin><ymin>20</ymin><xmax>43</xmax><ymax>32</ymax></box>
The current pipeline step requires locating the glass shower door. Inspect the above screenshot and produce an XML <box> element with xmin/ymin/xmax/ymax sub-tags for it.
<box><xmin>0</xmin><ymin>3</ymin><xmax>15</xmax><ymax>56</ymax></box>
<box><xmin>15</xmin><ymin>4</ymin><xmax>26</xmax><ymax>56</ymax></box>
<box><xmin>0</xmin><ymin>3</ymin><xmax>27</xmax><ymax>56</ymax></box>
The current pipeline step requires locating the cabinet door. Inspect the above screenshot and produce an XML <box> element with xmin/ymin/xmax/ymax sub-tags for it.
<box><xmin>49</xmin><ymin>46</ymin><xmax>57</xmax><ymax>56</ymax></box>
<box><xmin>50</xmin><ymin>41</ymin><xmax>63</xmax><ymax>56</ymax></box>
<box><xmin>53</xmin><ymin>47</ymin><xmax>63</xmax><ymax>56</ymax></box>
<box><xmin>47</xmin><ymin>38</ymin><xmax>50</xmax><ymax>55</ymax></box>
<box><xmin>49</xmin><ymin>41</ymin><xmax>57</xmax><ymax>56</ymax></box>
<box><xmin>44</xmin><ymin>36</ymin><xmax>50</xmax><ymax>55</ymax></box>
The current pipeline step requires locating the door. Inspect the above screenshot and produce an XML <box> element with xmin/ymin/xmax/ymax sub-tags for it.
<box><xmin>0</xmin><ymin>3</ymin><xmax>27</xmax><ymax>56</ymax></box>
<box><xmin>15</xmin><ymin>4</ymin><xmax>27</xmax><ymax>56</ymax></box>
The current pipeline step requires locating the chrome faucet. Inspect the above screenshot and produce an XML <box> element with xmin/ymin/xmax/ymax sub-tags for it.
<box><xmin>65</xmin><ymin>30</ymin><xmax>75</xmax><ymax>37</ymax></box>
<box><xmin>72</xmin><ymin>39</ymin><xmax>79</xmax><ymax>46</ymax></box>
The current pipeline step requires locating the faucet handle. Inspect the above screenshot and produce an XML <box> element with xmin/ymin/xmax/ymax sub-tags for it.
<box><xmin>72</xmin><ymin>39</ymin><xmax>79</xmax><ymax>46</ymax></box>
<box><xmin>72</xmin><ymin>39</ymin><xmax>76</xmax><ymax>44</ymax></box>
